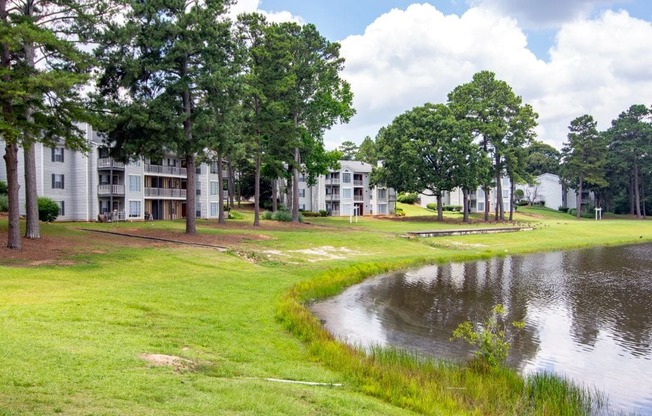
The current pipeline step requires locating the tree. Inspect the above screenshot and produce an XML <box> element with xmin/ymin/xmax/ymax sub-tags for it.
<box><xmin>448</xmin><ymin>71</ymin><xmax>537</xmax><ymax>221</ymax></box>
<box><xmin>560</xmin><ymin>115</ymin><xmax>608</xmax><ymax>219</ymax></box>
<box><xmin>525</xmin><ymin>140</ymin><xmax>561</xmax><ymax>177</ymax></box>
<box><xmin>337</xmin><ymin>140</ymin><xmax>358</xmax><ymax>160</ymax></box>
<box><xmin>95</xmin><ymin>0</ymin><xmax>233</xmax><ymax>234</ymax></box>
<box><xmin>605</xmin><ymin>105</ymin><xmax>651</xmax><ymax>219</ymax></box>
<box><xmin>278</xmin><ymin>22</ymin><xmax>355</xmax><ymax>223</ymax></box>
<box><xmin>356</xmin><ymin>135</ymin><xmax>377</xmax><ymax>164</ymax></box>
<box><xmin>373</xmin><ymin>102</ymin><xmax>473</xmax><ymax>221</ymax></box>
<box><xmin>1</xmin><ymin>0</ymin><xmax>96</xmax><ymax>249</ymax></box>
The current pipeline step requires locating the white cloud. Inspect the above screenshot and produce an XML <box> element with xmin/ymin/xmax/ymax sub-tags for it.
<box><xmin>229</xmin><ymin>0</ymin><xmax>303</xmax><ymax>24</ymax></box>
<box><xmin>325</xmin><ymin>4</ymin><xmax>652</xmax><ymax>150</ymax></box>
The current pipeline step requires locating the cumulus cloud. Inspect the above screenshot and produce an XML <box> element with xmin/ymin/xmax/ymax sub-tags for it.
<box><xmin>229</xmin><ymin>0</ymin><xmax>303</xmax><ymax>24</ymax></box>
<box><xmin>326</xmin><ymin>4</ymin><xmax>652</xmax><ymax>150</ymax></box>
<box><xmin>471</xmin><ymin>0</ymin><xmax>618</xmax><ymax>28</ymax></box>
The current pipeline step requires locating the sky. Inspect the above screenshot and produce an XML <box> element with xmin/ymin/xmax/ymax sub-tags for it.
<box><xmin>230</xmin><ymin>0</ymin><xmax>652</xmax><ymax>150</ymax></box>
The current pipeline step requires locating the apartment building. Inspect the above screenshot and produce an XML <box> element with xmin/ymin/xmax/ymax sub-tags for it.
<box><xmin>419</xmin><ymin>176</ymin><xmax>513</xmax><ymax>214</ymax></box>
<box><xmin>294</xmin><ymin>160</ymin><xmax>396</xmax><ymax>216</ymax></box>
<box><xmin>0</xmin><ymin>125</ymin><xmax>229</xmax><ymax>221</ymax></box>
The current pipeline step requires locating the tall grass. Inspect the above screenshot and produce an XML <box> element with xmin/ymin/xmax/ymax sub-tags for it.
<box><xmin>277</xmin><ymin>260</ymin><xmax>605</xmax><ymax>415</ymax></box>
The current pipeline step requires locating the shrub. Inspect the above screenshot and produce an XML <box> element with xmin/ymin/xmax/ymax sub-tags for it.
<box><xmin>263</xmin><ymin>210</ymin><xmax>304</xmax><ymax>223</ymax></box>
<box><xmin>301</xmin><ymin>211</ymin><xmax>321</xmax><ymax>217</ymax></box>
<box><xmin>38</xmin><ymin>197</ymin><xmax>60</xmax><ymax>222</ymax></box>
<box><xmin>558</xmin><ymin>206</ymin><xmax>569</xmax><ymax>213</ymax></box>
<box><xmin>262</xmin><ymin>211</ymin><xmax>273</xmax><ymax>220</ymax></box>
<box><xmin>517</xmin><ymin>200</ymin><xmax>529</xmax><ymax>206</ymax></box>
<box><xmin>0</xmin><ymin>195</ymin><xmax>8</xmax><ymax>212</ymax></box>
<box><xmin>319</xmin><ymin>210</ymin><xmax>328</xmax><ymax>217</ymax></box>
<box><xmin>443</xmin><ymin>205</ymin><xmax>463</xmax><ymax>212</ymax></box>
<box><xmin>397</xmin><ymin>192</ymin><xmax>418</xmax><ymax>204</ymax></box>
<box><xmin>0</xmin><ymin>181</ymin><xmax>7</xmax><ymax>195</ymax></box>
<box><xmin>451</xmin><ymin>304</ymin><xmax>524</xmax><ymax>368</ymax></box>
<box><xmin>394</xmin><ymin>207</ymin><xmax>405</xmax><ymax>216</ymax></box>
<box><xmin>426</xmin><ymin>203</ymin><xmax>437</xmax><ymax>211</ymax></box>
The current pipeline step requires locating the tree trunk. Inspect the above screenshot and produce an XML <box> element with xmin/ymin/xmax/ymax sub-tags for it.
<box><xmin>629</xmin><ymin>177</ymin><xmax>635</xmax><ymax>215</ymax></box>
<box><xmin>23</xmin><ymin>141</ymin><xmax>40</xmax><ymax>238</ymax></box>
<box><xmin>436</xmin><ymin>193</ymin><xmax>443</xmax><ymax>221</ymax></box>
<box><xmin>484</xmin><ymin>185</ymin><xmax>490</xmax><ymax>222</ymax></box>
<box><xmin>495</xmin><ymin>166</ymin><xmax>504</xmax><ymax>221</ymax></box>
<box><xmin>576</xmin><ymin>177</ymin><xmax>583</xmax><ymax>220</ymax></box>
<box><xmin>227</xmin><ymin>157</ymin><xmax>235</xmax><ymax>208</ymax></box>
<box><xmin>253</xmin><ymin>151</ymin><xmax>261</xmax><ymax>226</ymax></box>
<box><xmin>462</xmin><ymin>188</ymin><xmax>469</xmax><ymax>223</ymax></box>
<box><xmin>634</xmin><ymin>161</ymin><xmax>642</xmax><ymax>219</ymax></box>
<box><xmin>508</xmin><ymin>176</ymin><xmax>515</xmax><ymax>222</ymax></box>
<box><xmin>217</xmin><ymin>153</ymin><xmax>225</xmax><ymax>224</ymax></box>
<box><xmin>24</xmin><ymin>39</ymin><xmax>39</xmax><ymax>238</ymax></box>
<box><xmin>4</xmin><ymin>143</ymin><xmax>21</xmax><ymax>249</ymax></box>
<box><xmin>292</xmin><ymin>147</ymin><xmax>300</xmax><ymax>223</ymax></box>
<box><xmin>185</xmin><ymin>154</ymin><xmax>197</xmax><ymax>234</ymax></box>
<box><xmin>271</xmin><ymin>178</ymin><xmax>278</xmax><ymax>212</ymax></box>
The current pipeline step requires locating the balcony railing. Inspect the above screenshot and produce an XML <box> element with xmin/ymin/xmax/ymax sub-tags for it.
<box><xmin>330</xmin><ymin>210</ymin><xmax>340</xmax><ymax>216</ymax></box>
<box><xmin>377</xmin><ymin>193</ymin><xmax>388</xmax><ymax>201</ymax></box>
<box><xmin>145</xmin><ymin>164</ymin><xmax>187</xmax><ymax>176</ymax></box>
<box><xmin>354</xmin><ymin>195</ymin><xmax>364</xmax><ymax>202</ymax></box>
<box><xmin>353</xmin><ymin>180</ymin><xmax>363</xmax><ymax>186</ymax></box>
<box><xmin>144</xmin><ymin>187</ymin><xmax>187</xmax><ymax>198</ymax></box>
<box><xmin>98</xmin><ymin>158</ymin><xmax>125</xmax><ymax>169</ymax></box>
<box><xmin>326</xmin><ymin>193</ymin><xmax>340</xmax><ymax>200</ymax></box>
<box><xmin>98</xmin><ymin>184</ymin><xmax>125</xmax><ymax>196</ymax></box>
<box><xmin>327</xmin><ymin>178</ymin><xmax>340</xmax><ymax>185</ymax></box>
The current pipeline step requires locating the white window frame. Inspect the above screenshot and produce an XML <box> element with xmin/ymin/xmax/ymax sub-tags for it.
<box><xmin>129</xmin><ymin>200</ymin><xmax>141</xmax><ymax>218</ymax></box>
<box><xmin>129</xmin><ymin>175</ymin><xmax>141</xmax><ymax>192</ymax></box>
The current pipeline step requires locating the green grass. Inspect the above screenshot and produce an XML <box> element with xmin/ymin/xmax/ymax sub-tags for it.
<box><xmin>1</xmin><ymin>206</ymin><xmax>651</xmax><ymax>414</ymax></box>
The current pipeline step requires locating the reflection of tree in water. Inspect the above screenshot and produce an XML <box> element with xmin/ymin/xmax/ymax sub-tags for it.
<box><xmin>355</xmin><ymin>244</ymin><xmax>652</xmax><ymax>366</ymax></box>
<box><xmin>563</xmin><ymin>246</ymin><xmax>652</xmax><ymax>356</ymax></box>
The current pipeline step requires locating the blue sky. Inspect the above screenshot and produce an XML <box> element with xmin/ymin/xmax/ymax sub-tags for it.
<box><xmin>239</xmin><ymin>1</ymin><xmax>652</xmax><ymax>149</ymax></box>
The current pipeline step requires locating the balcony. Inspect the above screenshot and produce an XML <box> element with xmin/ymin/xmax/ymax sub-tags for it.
<box><xmin>330</xmin><ymin>210</ymin><xmax>340</xmax><ymax>216</ymax></box>
<box><xmin>145</xmin><ymin>164</ymin><xmax>187</xmax><ymax>176</ymax></box>
<box><xmin>326</xmin><ymin>193</ymin><xmax>340</xmax><ymax>200</ymax></box>
<box><xmin>353</xmin><ymin>180</ymin><xmax>363</xmax><ymax>186</ymax></box>
<box><xmin>354</xmin><ymin>195</ymin><xmax>364</xmax><ymax>202</ymax></box>
<box><xmin>98</xmin><ymin>158</ymin><xmax>125</xmax><ymax>170</ymax></box>
<box><xmin>98</xmin><ymin>184</ymin><xmax>125</xmax><ymax>196</ymax></box>
<box><xmin>145</xmin><ymin>187</ymin><xmax>187</xmax><ymax>198</ymax></box>
<box><xmin>327</xmin><ymin>178</ymin><xmax>340</xmax><ymax>185</ymax></box>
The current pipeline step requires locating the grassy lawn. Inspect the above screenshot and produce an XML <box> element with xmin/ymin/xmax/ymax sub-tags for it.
<box><xmin>1</xmin><ymin>206</ymin><xmax>651</xmax><ymax>415</ymax></box>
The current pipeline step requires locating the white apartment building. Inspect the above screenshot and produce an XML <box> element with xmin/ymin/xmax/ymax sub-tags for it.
<box><xmin>293</xmin><ymin>160</ymin><xmax>396</xmax><ymax>216</ymax></box>
<box><xmin>420</xmin><ymin>176</ymin><xmax>513</xmax><ymax>214</ymax></box>
<box><xmin>0</xmin><ymin>125</ymin><xmax>229</xmax><ymax>221</ymax></box>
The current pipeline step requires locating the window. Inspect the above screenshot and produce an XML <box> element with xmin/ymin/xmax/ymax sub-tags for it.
<box><xmin>196</xmin><ymin>181</ymin><xmax>201</xmax><ymax>196</ymax></box>
<box><xmin>299</xmin><ymin>174</ymin><xmax>306</xmax><ymax>182</ymax></box>
<box><xmin>478</xmin><ymin>202</ymin><xmax>485</xmax><ymax>212</ymax></box>
<box><xmin>210</xmin><ymin>202</ymin><xmax>218</xmax><ymax>217</ymax></box>
<box><xmin>299</xmin><ymin>189</ymin><xmax>305</xmax><ymax>198</ymax></box>
<box><xmin>58</xmin><ymin>201</ymin><xmax>65</xmax><ymax>216</ymax></box>
<box><xmin>51</xmin><ymin>147</ymin><xmax>64</xmax><ymax>163</ymax></box>
<box><xmin>196</xmin><ymin>166</ymin><xmax>202</xmax><ymax>174</ymax></box>
<box><xmin>502</xmin><ymin>190</ymin><xmax>509</xmax><ymax>199</ymax></box>
<box><xmin>342</xmin><ymin>188</ymin><xmax>352</xmax><ymax>199</ymax></box>
<box><xmin>129</xmin><ymin>175</ymin><xmax>141</xmax><ymax>192</ymax></box>
<box><xmin>196</xmin><ymin>203</ymin><xmax>202</xmax><ymax>218</ymax></box>
<box><xmin>210</xmin><ymin>162</ymin><xmax>219</xmax><ymax>174</ymax></box>
<box><xmin>51</xmin><ymin>174</ymin><xmax>64</xmax><ymax>189</ymax></box>
<box><xmin>378</xmin><ymin>189</ymin><xmax>387</xmax><ymax>199</ymax></box>
<box><xmin>129</xmin><ymin>200</ymin><xmax>141</xmax><ymax>218</ymax></box>
<box><xmin>342</xmin><ymin>172</ymin><xmax>351</xmax><ymax>184</ymax></box>
<box><xmin>210</xmin><ymin>181</ymin><xmax>218</xmax><ymax>196</ymax></box>
<box><xmin>341</xmin><ymin>203</ymin><xmax>352</xmax><ymax>215</ymax></box>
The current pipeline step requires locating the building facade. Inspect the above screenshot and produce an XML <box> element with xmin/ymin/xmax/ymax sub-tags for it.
<box><xmin>0</xmin><ymin>125</ymin><xmax>229</xmax><ymax>221</ymax></box>
<box><xmin>294</xmin><ymin>160</ymin><xmax>396</xmax><ymax>216</ymax></box>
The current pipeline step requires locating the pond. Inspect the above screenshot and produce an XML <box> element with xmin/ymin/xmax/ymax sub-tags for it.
<box><xmin>311</xmin><ymin>244</ymin><xmax>652</xmax><ymax>414</ymax></box>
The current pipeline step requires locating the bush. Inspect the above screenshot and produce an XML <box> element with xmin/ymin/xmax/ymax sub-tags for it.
<box><xmin>451</xmin><ymin>304</ymin><xmax>524</xmax><ymax>368</ymax></box>
<box><xmin>517</xmin><ymin>200</ymin><xmax>529</xmax><ymax>206</ymax></box>
<box><xmin>0</xmin><ymin>195</ymin><xmax>8</xmax><ymax>212</ymax></box>
<box><xmin>558</xmin><ymin>206</ymin><xmax>569</xmax><ymax>213</ymax></box>
<box><xmin>319</xmin><ymin>210</ymin><xmax>328</xmax><ymax>217</ymax></box>
<box><xmin>263</xmin><ymin>210</ymin><xmax>304</xmax><ymax>223</ymax></box>
<box><xmin>0</xmin><ymin>181</ymin><xmax>7</xmax><ymax>195</ymax></box>
<box><xmin>38</xmin><ymin>197</ymin><xmax>60</xmax><ymax>222</ymax></box>
<box><xmin>301</xmin><ymin>211</ymin><xmax>321</xmax><ymax>217</ymax></box>
<box><xmin>394</xmin><ymin>207</ymin><xmax>405</xmax><ymax>216</ymax></box>
<box><xmin>443</xmin><ymin>205</ymin><xmax>462</xmax><ymax>212</ymax></box>
<box><xmin>426</xmin><ymin>203</ymin><xmax>437</xmax><ymax>211</ymax></box>
<box><xmin>397</xmin><ymin>192</ymin><xmax>418</xmax><ymax>204</ymax></box>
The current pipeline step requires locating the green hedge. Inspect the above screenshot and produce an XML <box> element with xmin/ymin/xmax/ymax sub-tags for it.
<box><xmin>397</xmin><ymin>192</ymin><xmax>418</xmax><ymax>204</ymax></box>
<box><xmin>38</xmin><ymin>197</ymin><xmax>60</xmax><ymax>222</ymax></box>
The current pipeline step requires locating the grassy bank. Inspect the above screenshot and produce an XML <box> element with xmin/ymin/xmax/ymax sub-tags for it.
<box><xmin>0</xmin><ymin>206</ymin><xmax>651</xmax><ymax>414</ymax></box>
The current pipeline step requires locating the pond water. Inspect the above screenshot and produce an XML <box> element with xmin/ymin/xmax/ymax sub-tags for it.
<box><xmin>311</xmin><ymin>244</ymin><xmax>652</xmax><ymax>414</ymax></box>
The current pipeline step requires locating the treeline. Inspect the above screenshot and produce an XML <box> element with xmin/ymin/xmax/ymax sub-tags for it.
<box><xmin>1</xmin><ymin>0</ymin><xmax>353</xmax><ymax>249</ymax></box>
<box><xmin>342</xmin><ymin>72</ymin><xmax>651</xmax><ymax>222</ymax></box>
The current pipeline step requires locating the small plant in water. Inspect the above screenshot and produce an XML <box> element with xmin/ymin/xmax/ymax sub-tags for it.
<box><xmin>451</xmin><ymin>304</ymin><xmax>524</xmax><ymax>368</ymax></box>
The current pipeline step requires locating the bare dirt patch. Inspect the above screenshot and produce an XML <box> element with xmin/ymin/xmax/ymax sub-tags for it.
<box><xmin>139</xmin><ymin>353</ymin><xmax>196</xmax><ymax>372</ymax></box>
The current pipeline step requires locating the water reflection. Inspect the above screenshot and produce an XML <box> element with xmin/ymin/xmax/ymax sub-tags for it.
<box><xmin>311</xmin><ymin>244</ymin><xmax>652</xmax><ymax>414</ymax></box>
